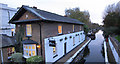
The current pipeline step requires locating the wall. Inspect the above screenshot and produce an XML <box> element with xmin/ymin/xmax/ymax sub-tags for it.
<box><xmin>19</xmin><ymin>11</ymin><xmax>38</xmax><ymax>20</ymax></box>
<box><xmin>44</xmin><ymin>31</ymin><xmax>85</xmax><ymax>62</ymax></box>
<box><xmin>2</xmin><ymin>48</ymin><xmax>9</xmax><ymax>62</ymax></box>
<box><xmin>0</xmin><ymin>3</ymin><xmax>17</xmax><ymax>36</ymax></box>
<box><xmin>41</xmin><ymin>22</ymin><xmax>84</xmax><ymax>61</ymax></box>
<box><xmin>16</xmin><ymin>23</ymin><xmax>41</xmax><ymax>56</ymax></box>
<box><xmin>41</xmin><ymin>22</ymin><xmax>83</xmax><ymax>38</ymax></box>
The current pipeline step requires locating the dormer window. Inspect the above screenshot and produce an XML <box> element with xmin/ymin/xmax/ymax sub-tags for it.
<box><xmin>26</xmin><ymin>24</ymin><xmax>32</xmax><ymax>36</ymax></box>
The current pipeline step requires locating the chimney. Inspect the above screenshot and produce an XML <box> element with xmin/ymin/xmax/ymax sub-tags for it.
<box><xmin>33</xmin><ymin>6</ymin><xmax>37</xmax><ymax>9</ymax></box>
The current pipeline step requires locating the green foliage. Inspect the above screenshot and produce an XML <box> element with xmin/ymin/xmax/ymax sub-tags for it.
<box><xmin>115</xmin><ymin>35</ymin><xmax>120</xmax><ymax>42</ymax></box>
<box><xmin>15</xmin><ymin>25</ymin><xmax>25</xmax><ymax>53</ymax></box>
<box><xmin>26</xmin><ymin>56</ymin><xmax>43</xmax><ymax>64</ymax></box>
<box><xmin>65</xmin><ymin>7</ymin><xmax>100</xmax><ymax>32</ymax></box>
<box><xmin>84</xmin><ymin>25</ymin><xmax>89</xmax><ymax>35</ymax></box>
<box><xmin>65</xmin><ymin>8</ymin><xmax>90</xmax><ymax>25</ymax></box>
<box><xmin>65</xmin><ymin>7</ymin><xmax>90</xmax><ymax>34</ymax></box>
<box><xmin>104</xmin><ymin>27</ymin><xmax>119</xmax><ymax>35</ymax></box>
<box><xmin>11</xmin><ymin>53</ymin><xmax>23</xmax><ymax>62</ymax></box>
<box><xmin>103</xmin><ymin>2</ymin><xmax>120</xmax><ymax>35</ymax></box>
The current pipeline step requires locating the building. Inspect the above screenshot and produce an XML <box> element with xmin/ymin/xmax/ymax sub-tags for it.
<box><xmin>0</xmin><ymin>34</ymin><xmax>16</xmax><ymax>64</ymax></box>
<box><xmin>9</xmin><ymin>5</ymin><xmax>85</xmax><ymax>62</ymax></box>
<box><xmin>0</xmin><ymin>3</ymin><xmax>17</xmax><ymax>36</ymax></box>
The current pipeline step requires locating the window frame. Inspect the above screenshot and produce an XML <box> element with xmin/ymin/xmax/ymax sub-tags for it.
<box><xmin>58</xmin><ymin>25</ymin><xmax>62</xmax><ymax>34</ymax></box>
<box><xmin>26</xmin><ymin>24</ymin><xmax>32</xmax><ymax>37</ymax></box>
<box><xmin>7</xmin><ymin>47</ymin><xmax>15</xmax><ymax>58</ymax></box>
<box><xmin>80</xmin><ymin>26</ymin><xmax>82</xmax><ymax>31</ymax></box>
<box><xmin>73</xmin><ymin>25</ymin><xmax>75</xmax><ymax>32</ymax></box>
<box><xmin>23</xmin><ymin>44</ymin><xmax>36</xmax><ymax>58</ymax></box>
<box><xmin>53</xmin><ymin>46</ymin><xmax>57</xmax><ymax>55</ymax></box>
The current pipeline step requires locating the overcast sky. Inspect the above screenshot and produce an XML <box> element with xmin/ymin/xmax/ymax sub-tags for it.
<box><xmin>0</xmin><ymin>0</ymin><xmax>119</xmax><ymax>25</ymax></box>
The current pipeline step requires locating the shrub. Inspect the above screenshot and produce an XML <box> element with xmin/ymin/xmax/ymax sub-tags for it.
<box><xmin>115</xmin><ymin>35</ymin><xmax>120</xmax><ymax>42</ymax></box>
<box><xmin>26</xmin><ymin>56</ymin><xmax>43</xmax><ymax>64</ymax></box>
<box><xmin>11</xmin><ymin>53</ymin><xmax>23</xmax><ymax>62</ymax></box>
<box><xmin>84</xmin><ymin>25</ymin><xmax>89</xmax><ymax>35</ymax></box>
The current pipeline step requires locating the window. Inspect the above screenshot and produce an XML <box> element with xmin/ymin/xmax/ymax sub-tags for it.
<box><xmin>29</xmin><ymin>51</ymin><xmax>31</xmax><ymax>56</ymax></box>
<box><xmin>11</xmin><ymin>29</ymin><xmax>14</xmax><ymax>32</ymax></box>
<box><xmin>23</xmin><ymin>44</ymin><xmax>36</xmax><ymax>58</ymax></box>
<box><xmin>26</xmin><ymin>24</ymin><xmax>32</xmax><ymax>36</ymax></box>
<box><xmin>26</xmin><ymin>46</ymin><xmax>28</xmax><ymax>49</ymax></box>
<box><xmin>26</xmin><ymin>50</ymin><xmax>28</xmax><ymax>56</ymax></box>
<box><xmin>53</xmin><ymin>47</ymin><xmax>56</xmax><ymax>54</ymax></box>
<box><xmin>32</xmin><ymin>51</ymin><xmax>35</xmax><ymax>56</ymax></box>
<box><xmin>7</xmin><ymin>47</ymin><xmax>15</xmax><ymax>57</ymax></box>
<box><xmin>29</xmin><ymin>46</ymin><xmax>31</xmax><ymax>49</ymax></box>
<box><xmin>12</xmin><ymin>47</ymin><xmax>15</xmax><ymax>52</ymax></box>
<box><xmin>58</xmin><ymin>25</ymin><xmax>62</xmax><ymax>34</ymax></box>
<box><xmin>73</xmin><ymin>25</ymin><xmax>74</xmax><ymax>32</ymax></box>
<box><xmin>80</xmin><ymin>26</ymin><xmax>82</xmax><ymax>31</ymax></box>
<box><xmin>32</xmin><ymin>46</ymin><xmax>35</xmax><ymax>49</ymax></box>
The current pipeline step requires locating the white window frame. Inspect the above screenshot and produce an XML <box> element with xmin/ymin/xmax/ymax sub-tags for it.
<box><xmin>23</xmin><ymin>44</ymin><xmax>36</xmax><ymax>58</ymax></box>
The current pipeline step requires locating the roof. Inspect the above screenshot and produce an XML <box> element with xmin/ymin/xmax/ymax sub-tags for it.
<box><xmin>22</xmin><ymin>39</ymin><xmax>38</xmax><ymax>44</ymax></box>
<box><xmin>0</xmin><ymin>34</ymin><xmax>17</xmax><ymax>48</ymax></box>
<box><xmin>9</xmin><ymin>5</ymin><xmax>84</xmax><ymax>25</ymax></box>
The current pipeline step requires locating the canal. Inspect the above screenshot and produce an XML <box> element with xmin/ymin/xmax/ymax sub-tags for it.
<box><xmin>72</xmin><ymin>30</ymin><xmax>105</xmax><ymax>63</ymax></box>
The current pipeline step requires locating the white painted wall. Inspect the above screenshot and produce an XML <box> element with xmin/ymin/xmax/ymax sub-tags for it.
<box><xmin>104</xmin><ymin>41</ymin><xmax>109</xmax><ymax>63</ymax></box>
<box><xmin>108</xmin><ymin>38</ymin><xmax>120</xmax><ymax>63</ymax></box>
<box><xmin>0</xmin><ymin>3</ymin><xmax>17</xmax><ymax>36</ymax></box>
<box><xmin>66</xmin><ymin>38</ymin><xmax>91</xmax><ymax>62</ymax></box>
<box><xmin>44</xmin><ymin>31</ymin><xmax>85</xmax><ymax>62</ymax></box>
<box><xmin>0</xmin><ymin>49</ymin><xmax>3</xmax><ymax>63</ymax></box>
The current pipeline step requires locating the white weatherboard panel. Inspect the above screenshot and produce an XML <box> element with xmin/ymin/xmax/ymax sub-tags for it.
<box><xmin>44</xmin><ymin>31</ymin><xmax>85</xmax><ymax>62</ymax></box>
<box><xmin>66</xmin><ymin>38</ymin><xmax>91</xmax><ymax>63</ymax></box>
<box><xmin>104</xmin><ymin>41</ymin><xmax>109</xmax><ymax>63</ymax></box>
<box><xmin>108</xmin><ymin>38</ymin><xmax>120</xmax><ymax>63</ymax></box>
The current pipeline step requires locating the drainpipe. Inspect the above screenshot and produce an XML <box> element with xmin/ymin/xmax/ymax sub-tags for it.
<box><xmin>0</xmin><ymin>49</ymin><xmax>3</xmax><ymax>64</ymax></box>
<box><xmin>39</xmin><ymin>23</ymin><xmax>42</xmax><ymax>56</ymax></box>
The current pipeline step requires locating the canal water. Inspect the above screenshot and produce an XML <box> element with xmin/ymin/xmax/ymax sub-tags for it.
<box><xmin>72</xmin><ymin>30</ymin><xmax>105</xmax><ymax>63</ymax></box>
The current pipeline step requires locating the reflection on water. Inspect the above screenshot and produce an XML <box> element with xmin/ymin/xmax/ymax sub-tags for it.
<box><xmin>72</xmin><ymin>30</ymin><xmax>105</xmax><ymax>63</ymax></box>
<box><xmin>84</xmin><ymin>30</ymin><xmax>105</xmax><ymax>62</ymax></box>
<box><xmin>83</xmin><ymin>46</ymin><xmax>90</xmax><ymax>58</ymax></box>
<box><xmin>101</xmin><ymin>43</ymin><xmax>105</xmax><ymax>58</ymax></box>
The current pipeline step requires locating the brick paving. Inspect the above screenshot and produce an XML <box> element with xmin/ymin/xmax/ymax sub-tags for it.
<box><xmin>54</xmin><ymin>38</ymin><xmax>90</xmax><ymax>63</ymax></box>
